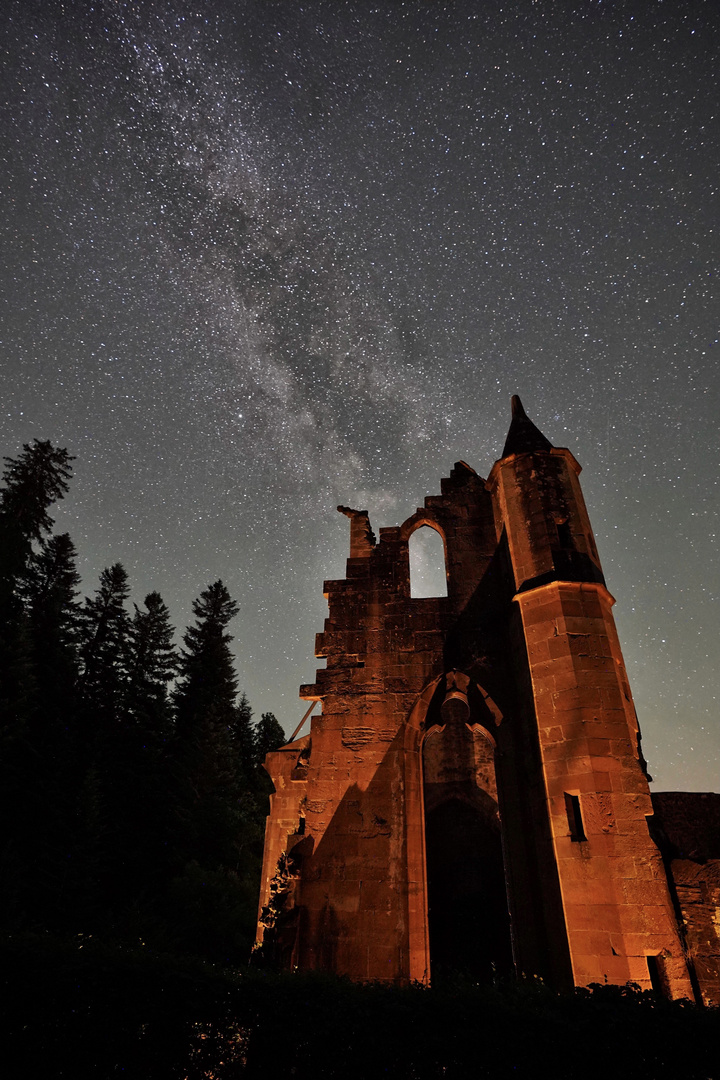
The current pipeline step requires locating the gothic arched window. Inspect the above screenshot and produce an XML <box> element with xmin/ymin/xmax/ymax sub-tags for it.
<box><xmin>409</xmin><ymin>525</ymin><xmax>448</xmax><ymax>598</ymax></box>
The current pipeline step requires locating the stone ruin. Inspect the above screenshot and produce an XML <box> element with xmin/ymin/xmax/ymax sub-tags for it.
<box><xmin>256</xmin><ymin>397</ymin><xmax>719</xmax><ymax>1003</ymax></box>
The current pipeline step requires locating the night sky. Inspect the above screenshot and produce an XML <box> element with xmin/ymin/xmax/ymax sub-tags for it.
<box><xmin>2</xmin><ymin>1</ymin><xmax>718</xmax><ymax>791</ymax></box>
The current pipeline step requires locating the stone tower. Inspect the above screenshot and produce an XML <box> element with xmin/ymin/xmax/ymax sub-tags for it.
<box><xmin>257</xmin><ymin>397</ymin><xmax>696</xmax><ymax>998</ymax></box>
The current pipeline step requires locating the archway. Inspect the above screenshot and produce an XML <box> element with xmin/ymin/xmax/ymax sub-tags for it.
<box><xmin>421</xmin><ymin>684</ymin><xmax>513</xmax><ymax>983</ymax></box>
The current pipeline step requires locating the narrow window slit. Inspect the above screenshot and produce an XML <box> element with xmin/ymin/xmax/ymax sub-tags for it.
<box><xmin>646</xmin><ymin>954</ymin><xmax>669</xmax><ymax>997</ymax></box>
<box><xmin>556</xmin><ymin>519</ymin><xmax>573</xmax><ymax>548</ymax></box>
<box><xmin>565</xmin><ymin>792</ymin><xmax>587</xmax><ymax>842</ymax></box>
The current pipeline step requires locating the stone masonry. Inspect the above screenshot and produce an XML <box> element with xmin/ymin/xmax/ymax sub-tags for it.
<box><xmin>257</xmin><ymin>397</ymin><xmax>716</xmax><ymax>1001</ymax></box>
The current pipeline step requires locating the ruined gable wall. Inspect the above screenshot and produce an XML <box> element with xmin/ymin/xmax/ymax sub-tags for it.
<box><xmin>284</xmin><ymin>465</ymin><xmax>497</xmax><ymax>982</ymax></box>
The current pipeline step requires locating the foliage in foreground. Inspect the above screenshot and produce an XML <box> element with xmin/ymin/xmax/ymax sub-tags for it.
<box><xmin>3</xmin><ymin>933</ymin><xmax>719</xmax><ymax>1080</ymax></box>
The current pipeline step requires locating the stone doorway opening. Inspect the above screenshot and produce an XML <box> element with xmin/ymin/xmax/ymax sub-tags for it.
<box><xmin>422</xmin><ymin>688</ymin><xmax>513</xmax><ymax>984</ymax></box>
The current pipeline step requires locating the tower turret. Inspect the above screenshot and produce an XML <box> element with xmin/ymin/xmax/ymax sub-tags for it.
<box><xmin>485</xmin><ymin>397</ymin><xmax>692</xmax><ymax>995</ymax></box>
<box><xmin>502</xmin><ymin>393</ymin><xmax>553</xmax><ymax>456</ymax></box>
<box><xmin>488</xmin><ymin>394</ymin><xmax>604</xmax><ymax>593</ymax></box>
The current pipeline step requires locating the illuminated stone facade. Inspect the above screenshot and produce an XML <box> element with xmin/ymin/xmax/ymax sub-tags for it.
<box><xmin>257</xmin><ymin>397</ymin><xmax>718</xmax><ymax>1003</ymax></box>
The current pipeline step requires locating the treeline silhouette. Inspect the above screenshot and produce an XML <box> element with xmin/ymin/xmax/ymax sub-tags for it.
<box><xmin>0</xmin><ymin>440</ymin><xmax>285</xmax><ymax>963</ymax></box>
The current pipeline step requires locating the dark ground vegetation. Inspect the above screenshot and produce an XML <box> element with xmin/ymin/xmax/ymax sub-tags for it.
<box><xmin>3</xmin><ymin>933</ymin><xmax>719</xmax><ymax>1080</ymax></box>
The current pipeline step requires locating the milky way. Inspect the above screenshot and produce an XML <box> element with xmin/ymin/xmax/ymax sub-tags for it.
<box><xmin>2</xmin><ymin>0</ymin><xmax>718</xmax><ymax>790</ymax></box>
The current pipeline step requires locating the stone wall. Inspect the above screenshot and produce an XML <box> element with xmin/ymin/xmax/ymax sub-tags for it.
<box><xmin>651</xmin><ymin>792</ymin><xmax>720</xmax><ymax>1005</ymax></box>
<box><xmin>257</xmin><ymin>399</ymin><xmax>709</xmax><ymax>999</ymax></box>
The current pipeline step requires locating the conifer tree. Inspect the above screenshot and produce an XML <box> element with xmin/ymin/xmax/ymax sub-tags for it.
<box><xmin>0</xmin><ymin>440</ymin><xmax>74</xmax><ymax>576</ymax></box>
<box><xmin>172</xmin><ymin>581</ymin><xmax>242</xmax><ymax>863</ymax></box>
<box><xmin>0</xmin><ymin>443</ymin><xmax>75</xmax><ymax>927</ymax></box>
<box><xmin>14</xmin><ymin>534</ymin><xmax>84</xmax><ymax>926</ymax></box>
<box><xmin>126</xmin><ymin>591</ymin><xmax>177</xmax><ymax>736</ymax></box>
<box><xmin>0</xmin><ymin>441</ymin><xmax>74</xmax><ymax>729</ymax></box>
<box><xmin>78</xmin><ymin>563</ymin><xmax>131</xmax><ymax>731</ymax></box>
<box><xmin>103</xmin><ymin>592</ymin><xmax>179</xmax><ymax>915</ymax></box>
<box><xmin>254</xmin><ymin>711</ymin><xmax>286</xmax><ymax>767</ymax></box>
<box><xmin>169</xmin><ymin>582</ymin><xmax>265</xmax><ymax>960</ymax></box>
<box><xmin>73</xmin><ymin>564</ymin><xmax>132</xmax><ymax>921</ymax></box>
<box><xmin>234</xmin><ymin>691</ymin><xmax>256</xmax><ymax>781</ymax></box>
<box><xmin>174</xmin><ymin>580</ymin><xmax>239</xmax><ymax>737</ymax></box>
<box><xmin>25</xmin><ymin>532</ymin><xmax>82</xmax><ymax>730</ymax></box>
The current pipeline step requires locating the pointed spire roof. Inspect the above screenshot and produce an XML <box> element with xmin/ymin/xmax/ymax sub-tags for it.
<box><xmin>501</xmin><ymin>395</ymin><xmax>554</xmax><ymax>457</ymax></box>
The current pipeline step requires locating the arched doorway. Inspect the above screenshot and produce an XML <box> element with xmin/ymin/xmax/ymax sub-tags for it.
<box><xmin>422</xmin><ymin>683</ymin><xmax>513</xmax><ymax>983</ymax></box>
